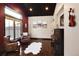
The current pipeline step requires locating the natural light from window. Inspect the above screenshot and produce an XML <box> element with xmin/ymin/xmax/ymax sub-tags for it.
<box><xmin>5</xmin><ymin>6</ymin><xmax>22</xmax><ymax>19</ymax></box>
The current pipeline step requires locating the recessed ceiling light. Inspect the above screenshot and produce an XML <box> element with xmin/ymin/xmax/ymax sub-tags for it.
<box><xmin>45</xmin><ymin>7</ymin><xmax>48</xmax><ymax>11</ymax></box>
<box><xmin>29</xmin><ymin>8</ymin><xmax>32</xmax><ymax>11</ymax></box>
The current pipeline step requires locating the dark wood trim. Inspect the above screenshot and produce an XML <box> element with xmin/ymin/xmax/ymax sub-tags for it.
<box><xmin>14</xmin><ymin>20</ymin><xmax>15</xmax><ymax>40</ymax></box>
<box><xmin>30</xmin><ymin>38</ymin><xmax>52</xmax><ymax>40</ymax></box>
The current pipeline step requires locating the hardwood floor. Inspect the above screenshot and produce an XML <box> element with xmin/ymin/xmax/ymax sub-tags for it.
<box><xmin>25</xmin><ymin>39</ymin><xmax>53</xmax><ymax>56</ymax></box>
<box><xmin>5</xmin><ymin>39</ymin><xmax>54</xmax><ymax>56</ymax></box>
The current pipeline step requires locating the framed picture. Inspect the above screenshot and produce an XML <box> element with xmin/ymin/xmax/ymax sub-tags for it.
<box><xmin>33</xmin><ymin>22</ymin><xmax>47</xmax><ymax>28</ymax></box>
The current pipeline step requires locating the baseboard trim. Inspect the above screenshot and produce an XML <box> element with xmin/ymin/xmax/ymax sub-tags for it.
<box><xmin>30</xmin><ymin>38</ymin><xmax>52</xmax><ymax>40</ymax></box>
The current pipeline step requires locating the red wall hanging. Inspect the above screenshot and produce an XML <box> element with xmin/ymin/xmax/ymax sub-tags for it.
<box><xmin>69</xmin><ymin>8</ymin><xmax>76</xmax><ymax>27</ymax></box>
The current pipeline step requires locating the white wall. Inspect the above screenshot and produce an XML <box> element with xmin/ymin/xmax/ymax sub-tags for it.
<box><xmin>64</xmin><ymin>4</ymin><xmax>79</xmax><ymax>56</ymax></box>
<box><xmin>53</xmin><ymin>3</ymin><xmax>64</xmax><ymax>28</ymax></box>
<box><xmin>54</xmin><ymin>3</ymin><xmax>79</xmax><ymax>56</ymax></box>
<box><xmin>54</xmin><ymin>3</ymin><xmax>64</xmax><ymax>15</ymax></box>
<box><xmin>28</xmin><ymin>16</ymin><xmax>54</xmax><ymax>39</ymax></box>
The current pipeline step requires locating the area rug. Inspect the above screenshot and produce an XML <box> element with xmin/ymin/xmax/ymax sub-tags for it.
<box><xmin>24</xmin><ymin>42</ymin><xmax>42</xmax><ymax>55</ymax></box>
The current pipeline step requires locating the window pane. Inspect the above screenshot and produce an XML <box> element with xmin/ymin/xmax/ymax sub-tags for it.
<box><xmin>15</xmin><ymin>21</ymin><xmax>21</xmax><ymax>39</ymax></box>
<box><xmin>5</xmin><ymin>19</ymin><xmax>14</xmax><ymax>40</ymax></box>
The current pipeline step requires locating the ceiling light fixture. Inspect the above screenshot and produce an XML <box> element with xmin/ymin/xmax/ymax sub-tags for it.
<box><xmin>29</xmin><ymin>8</ymin><xmax>32</xmax><ymax>11</ymax></box>
<box><xmin>45</xmin><ymin>7</ymin><xmax>48</xmax><ymax>11</ymax></box>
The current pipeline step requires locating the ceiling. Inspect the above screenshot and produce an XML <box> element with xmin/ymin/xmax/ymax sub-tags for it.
<box><xmin>20</xmin><ymin>3</ymin><xmax>56</xmax><ymax>17</ymax></box>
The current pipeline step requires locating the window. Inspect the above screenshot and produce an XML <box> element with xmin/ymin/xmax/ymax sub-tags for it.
<box><xmin>5</xmin><ymin>16</ymin><xmax>22</xmax><ymax>40</ymax></box>
<box><xmin>5</xmin><ymin>6</ymin><xmax>22</xmax><ymax>19</ymax></box>
<box><xmin>5</xmin><ymin>6</ymin><xmax>22</xmax><ymax>40</ymax></box>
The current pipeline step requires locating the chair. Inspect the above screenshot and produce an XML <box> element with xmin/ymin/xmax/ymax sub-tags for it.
<box><xmin>20</xmin><ymin>32</ymin><xmax>30</xmax><ymax>44</ymax></box>
<box><xmin>4</xmin><ymin>36</ymin><xmax>19</xmax><ymax>52</ymax></box>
